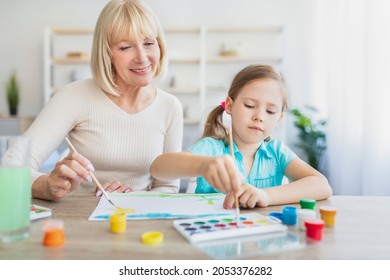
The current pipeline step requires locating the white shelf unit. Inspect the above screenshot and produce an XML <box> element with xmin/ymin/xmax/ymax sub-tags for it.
<box><xmin>43</xmin><ymin>28</ymin><xmax>94</xmax><ymax>104</ymax></box>
<box><xmin>155</xmin><ymin>27</ymin><xmax>204</xmax><ymax>125</ymax></box>
<box><xmin>43</xmin><ymin>26</ymin><xmax>284</xmax><ymax>126</ymax></box>
<box><xmin>159</xmin><ymin>25</ymin><xmax>284</xmax><ymax>125</ymax></box>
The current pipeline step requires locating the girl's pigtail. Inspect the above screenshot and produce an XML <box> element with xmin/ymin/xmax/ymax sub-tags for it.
<box><xmin>202</xmin><ymin>105</ymin><xmax>228</xmax><ymax>142</ymax></box>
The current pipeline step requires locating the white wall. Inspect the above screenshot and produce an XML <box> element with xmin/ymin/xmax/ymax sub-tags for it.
<box><xmin>0</xmin><ymin>0</ymin><xmax>315</xmax><ymax>147</ymax></box>
<box><xmin>146</xmin><ymin>0</ymin><xmax>316</xmax><ymax>107</ymax></box>
<box><xmin>0</xmin><ymin>0</ymin><xmax>108</xmax><ymax>116</ymax></box>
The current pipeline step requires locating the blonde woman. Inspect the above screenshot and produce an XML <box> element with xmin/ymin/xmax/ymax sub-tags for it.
<box><xmin>6</xmin><ymin>0</ymin><xmax>183</xmax><ymax>201</ymax></box>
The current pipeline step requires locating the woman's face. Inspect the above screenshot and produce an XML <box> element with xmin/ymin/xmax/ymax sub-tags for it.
<box><xmin>110</xmin><ymin>36</ymin><xmax>160</xmax><ymax>88</ymax></box>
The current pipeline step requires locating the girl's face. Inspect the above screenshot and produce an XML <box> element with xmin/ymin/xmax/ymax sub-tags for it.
<box><xmin>110</xmin><ymin>36</ymin><xmax>160</xmax><ymax>89</ymax></box>
<box><xmin>226</xmin><ymin>79</ymin><xmax>284</xmax><ymax>146</ymax></box>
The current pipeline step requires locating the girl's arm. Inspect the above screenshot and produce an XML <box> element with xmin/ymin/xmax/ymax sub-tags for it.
<box><xmin>224</xmin><ymin>157</ymin><xmax>332</xmax><ymax>209</ymax></box>
<box><xmin>265</xmin><ymin>157</ymin><xmax>332</xmax><ymax>205</ymax></box>
<box><xmin>150</xmin><ymin>151</ymin><xmax>242</xmax><ymax>194</ymax></box>
<box><xmin>149</xmin><ymin>97</ymin><xmax>183</xmax><ymax>193</ymax></box>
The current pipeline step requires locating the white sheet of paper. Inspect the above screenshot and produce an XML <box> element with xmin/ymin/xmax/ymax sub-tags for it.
<box><xmin>88</xmin><ymin>192</ymin><xmax>235</xmax><ymax>221</ymax></box>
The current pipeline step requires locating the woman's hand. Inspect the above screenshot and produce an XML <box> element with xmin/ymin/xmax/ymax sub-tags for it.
<box><xmin>46</xmin><ymin>152</ymin><xmax>95</xmax><ymax>201</ymax></box>
<box><xmin>223</xmin><ymin>183</ymin><xmax>271</xmax><ymax>209</ymax></box>
<box><xmin>95</xmin><ymin>181</ymin><xmax>135</xmax><ymax>197</ymax></box>
<box><xmin>200</xmin><ymin>155</ymin><xmax>243</xmax><ymax>194</ymax></box>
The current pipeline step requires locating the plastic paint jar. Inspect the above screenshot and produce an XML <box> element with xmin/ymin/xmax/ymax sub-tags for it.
<box><xmin>305</xmin><ymin>219</ymin><xmax>325</xmax><ymax>241</ymax></box>
<box><xmin>43</xmin><ymin>219</ymin><xmax>65</xmax><ymax>246</ymax></box>
<box><xmin>110</xmin><ymin>212</ymin><xmax>126</xmax><ymax>233</ymax></box>
<box><xmin>299</xmin><ymin>198</ymin><xmax>316</xmax><ymax>210</ymax></box>
<box><xmin>282</xmin><ymin>206</ymin><xmax>297</xmax><ymax>225</ymax></box>
<box><xmin>319</xmin><ymin>206</ymin><xmax>337</xmax><ymax>227</ymax></box>
<box><xmin>297</xmin><ymin>209</ymin><xmax>317</xmax><ymax>230</ymax></box>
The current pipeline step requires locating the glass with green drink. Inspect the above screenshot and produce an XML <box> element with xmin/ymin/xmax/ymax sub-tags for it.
<box><xmin>0</xmin><ymin>136</ymin><xmax>31</xmax><ymax>242</ymax></box>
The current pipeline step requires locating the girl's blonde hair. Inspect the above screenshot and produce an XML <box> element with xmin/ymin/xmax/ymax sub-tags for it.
<box><xmin>91</xmin><ymin>0</ymin><xmax>167</xmax><ymax>96</ymax></box>
<box><xmin>202</xmin><ymin>64</ymin><xmax>288</xmax><ymax>143</ymax></box>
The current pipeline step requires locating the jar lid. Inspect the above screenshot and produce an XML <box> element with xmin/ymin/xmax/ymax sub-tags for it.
<box><xmin>282</xmin><ymin>206</ymin><xmax>297</xmax><ymax>215</ymax></box>
<box><xmin>319</xmin><ymin>206</ymin><xmax>337</xmax><ymax>214</ymax></box>
<box><xmin>300</xmin><ymin>198</ymin><xmax>316</xmax><ymax>209</ymax></box>
<box><xmin>268</xmin><ymin>212</ymin><xmax>283</xmax><ymax>222</ymax></box>
<box><xmin>142</xmin><ymin>231</ymin><xmax>164</xmax><ymax>245</ymax></box>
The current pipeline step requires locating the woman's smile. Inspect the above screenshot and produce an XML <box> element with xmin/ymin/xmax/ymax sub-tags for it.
<box><xmin>130</xmin><ymin>65</ymin><xmax>151</xmax><ymax>74</ymax></box>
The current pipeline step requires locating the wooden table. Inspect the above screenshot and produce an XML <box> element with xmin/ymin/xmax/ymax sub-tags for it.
<box><xmin>1</xmin><ymin>192</ymin><xmax>390</xmax><ymax>260</ymax></box>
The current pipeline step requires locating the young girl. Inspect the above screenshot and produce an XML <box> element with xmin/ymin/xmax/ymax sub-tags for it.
<box><xmin>150</xmin><ymin>64</ymin><xmax>332</xmax><ymax>209</ymax></box>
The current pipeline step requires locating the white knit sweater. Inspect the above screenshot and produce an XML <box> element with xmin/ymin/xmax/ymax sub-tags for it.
<box><xmin>22</xmin><ymin>79</ymin><xmax>183</xmax><ymax>193</ymax></box>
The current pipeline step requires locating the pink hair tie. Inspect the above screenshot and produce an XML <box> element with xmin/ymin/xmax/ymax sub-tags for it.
<box><xmin>220</xmin><ymin>101</ymin><xmax>226</xmax><ymax>110</ymax></box>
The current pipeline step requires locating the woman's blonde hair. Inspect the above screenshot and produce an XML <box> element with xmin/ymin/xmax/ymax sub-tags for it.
<box><xmin>91</xmin><ymin>0</ymin><xmax>167</xmax><ymax>96</ymax></box>
<box><xmin>202</xmin><ymin>64</ymin><xmax>288</xmax><ymax>143</ymax></box>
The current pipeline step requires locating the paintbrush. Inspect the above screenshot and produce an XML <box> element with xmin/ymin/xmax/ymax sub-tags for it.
<box><xmin>228</xmin><ymin>126</ymin><xmax>240</xmax><ymax>225</ymax></box>
<box><xmin>64</xmin><ymin>137</ymin><xmax>118</xmax><ymax>208</ymax></box>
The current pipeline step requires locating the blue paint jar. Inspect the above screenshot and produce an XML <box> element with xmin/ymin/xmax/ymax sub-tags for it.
<box><xmin>282</xmin><ymin>206</ymin><xmax>297</xmax><ymax>225</ymax></box>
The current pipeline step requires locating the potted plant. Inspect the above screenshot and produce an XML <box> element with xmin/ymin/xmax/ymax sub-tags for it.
<box><xmin>289</xmin><ymin>106</ymin><xmax>327</xmax><ymax>171</ymax></box>
<box><xmin>6</xmin><ymin>72</ymin><xmax>19</xmax><ymax>116</ymax></box>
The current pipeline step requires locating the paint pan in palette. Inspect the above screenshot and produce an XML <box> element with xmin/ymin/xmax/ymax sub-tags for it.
<box><xmin>173</xmin><ymin>213</ymin><xmax>287</xmax><ymax>243</ymax></box>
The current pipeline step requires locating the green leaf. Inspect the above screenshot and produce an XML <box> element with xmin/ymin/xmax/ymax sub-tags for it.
<box><xmin>289</xmin><ymin>107</ymin><xmax>327</xmax><ymax>171</ymax></box>
<box><xmin>6</xmin><ymin>72</ymin><xmax>19</xmax><ymax>108</ymax></box>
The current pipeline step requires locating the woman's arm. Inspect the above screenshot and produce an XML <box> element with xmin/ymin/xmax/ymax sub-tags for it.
<box><xmin>25</xmin><ymin>81</ymin><xmax>94</xmax><ymax>200</ymax></box>
<box><xmin>32</xmin><ymin>152</ymin><xmax>94</xmax><ymax>201</ymax></box>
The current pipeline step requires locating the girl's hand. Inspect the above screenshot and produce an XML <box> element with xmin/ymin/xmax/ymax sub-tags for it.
<box><xmin>223</xmin><ymin>183</ymin><xmax>271</xmax><ymax>209</ymax></box>
<box><xmin>46</xmin><ymin>152</ymin><xmax>94</xmax><ymax>201</ymax></box>
<box><xmin>95</xmin><ymin>181</ymin><xmax>135</xmax><ymax>197</ymax></box>
<box><xmin>200</xmin><ymin>155</ymin><xmax>243</xmax><ymax>194</ymax></box>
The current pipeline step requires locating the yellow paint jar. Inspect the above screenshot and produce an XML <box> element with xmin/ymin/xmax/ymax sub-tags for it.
<box><xmin>319</xmin><ymin>206</ymin><xmax>337</xmax><ymax>227</ymax></box>
<box><xmin>110</xmin><ymin>212</ymin><xmax>126</xmax><ymax>233</ymax></box>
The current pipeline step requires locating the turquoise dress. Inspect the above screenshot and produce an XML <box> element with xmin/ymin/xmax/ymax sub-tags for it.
<box><xmin>186</xmin><ymin>137</ymin><xmax>297</xmax><ymax>193</ymax></box>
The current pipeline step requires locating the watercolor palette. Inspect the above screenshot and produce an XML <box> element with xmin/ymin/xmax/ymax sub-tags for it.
<box><xmin>30</xmin><ymin>204</ymin><xmax>52</xmax><ymax>221</ymax></box>
<box><xmin>173</xmin><ymin>213</ymin><xmax>287</xmax><ymax>243</ymax></box>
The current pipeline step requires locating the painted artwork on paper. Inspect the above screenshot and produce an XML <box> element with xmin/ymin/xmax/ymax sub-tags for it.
<box><xmin>88</xmin><ymin>193</ymin><xmax>234</xmax><ymax>221</ymax></box>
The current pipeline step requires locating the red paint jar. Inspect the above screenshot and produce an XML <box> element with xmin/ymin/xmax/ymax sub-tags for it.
<box><xmin>305</xmin><ymin>219</ymin><xmax>325</xmax><ymax>241</ymax></box>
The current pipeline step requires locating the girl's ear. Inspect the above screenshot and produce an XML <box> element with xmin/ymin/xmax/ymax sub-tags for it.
<box><xmin>225</xmin><ymin>97</ymin><xmax>233</xmax><ymax>115</ymax></box>
<box><xmin>277</xmin><ymin>112</ymin><xmax>285</xmax><ymax>126</ymax></box>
